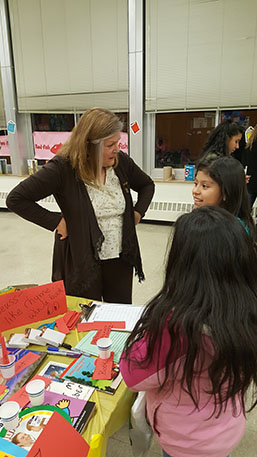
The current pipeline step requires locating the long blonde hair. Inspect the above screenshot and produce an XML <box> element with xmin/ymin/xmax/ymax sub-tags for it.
<box><xmin>246</xmin><ymin>124</ymin><xmax>257</xmax><ymax>150</ymax></box>
<box><xmin>59</xmin><ymin>108</ymin><xmax>123</xmax><ymax>186</ymax></box>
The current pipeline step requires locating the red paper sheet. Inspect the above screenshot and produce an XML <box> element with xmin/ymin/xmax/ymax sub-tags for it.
<box><xmin>90</xmin><ymin>324</ymin><xmax>112</xmax><ymax>345</ymax></box>
<box><xmin>92</xmin><ymin>352</ymin><xmax>114</xmax><ymax>380</ymax></box>
<box><xmin>0</xmin><ymin>334</ymin><xmax>9</xmax><ymax>363</ymax></box>
<box><xmin>0</xmin><ymin>281</ymin><xmax>67</xmax><ymax>332</ymax></box>
<box><xmin>14</xmin><ymin>352</ymin><xmax>40</xmax><ymax>376</ymax></box>
<box><xmin>55</xmin><ymin>317</ymin><xmax>70</xmax><ymax>334</ymax></box>
<box><xmin>77</xmin><ymin>322</ymin><xmax>95</xmax><ymax>332</ymax></box>
<box><xmin>77</xmin><ymin>320</ymin><xmax>126</xmax><ymax>332</ymax></box>
<box><xmin>63</xmin><ymin>310</ymin><xmax>76</xmax><ymax>324</ymax></box>
<box><xmin>8</xmin><ymin>375</ymin><xmax>51</xmax><ymax>408</ymax></box>
<box><xmin>27</xmin><ymin>410</ymin><xmax>90</xmax><ymax>457</ymax></box>
<box><xmin>0</xmin><ymin>384</ymin><xmax>7</xmax><ymax>396</ymax></box>
<box><xmin>66</xmin><ymin>311</ymin><xmax>81</xmax><ymax>329</ymax></box>
<box><xmin>56</xmin><ymin>311</ymin><xmax>81</xmax><ymax>333</ymax></box>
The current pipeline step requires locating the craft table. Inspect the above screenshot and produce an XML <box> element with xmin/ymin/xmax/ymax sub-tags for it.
<box><xmin>2</xmin><ymin>295</ymin><xmax>136</xmax><ymax>457</ymax></box>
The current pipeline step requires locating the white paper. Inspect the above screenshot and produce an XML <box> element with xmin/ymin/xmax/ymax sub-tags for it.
<box><xmin>82</xmin><ymin>302</ymin><xmax>144</xmax><ymax>332</ymax></box>
<box><xmin>37</xmin><ymin>328</ymin><xmax>66</xmax><ymax>347</ymax></box>
<box><xmin>48</xmin><ymin>379</ymin><xmax>94</xmax><ymax>401</ymax></box>
<box><xmin>7</xmin><ymin>333</ymin><xmax>29</xmax><ymax>348</ymax></box>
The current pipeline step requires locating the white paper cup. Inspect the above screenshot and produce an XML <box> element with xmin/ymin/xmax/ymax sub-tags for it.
<box><xmin>0</xmin><ymin>401</ymin><xmax>20</xmax><ymax>430</ymax></box>
<box><xmin>0</xmin><ymin>355</ymin><xmax>16</xmax><ymax>379</ymax></box>
<box><xmin>25</xmin><ymin>379</ymin><xmax>45</xmax><ymax>406</ymax></box>
<box><xmin>97</xmin><ymin>337</ymin><xmax>112</xmax><ymax>359</ymax></box>
<box><xmin>163</xmin><ymin>166</ymin><xmax>172</xmax><ymax>180</ymax></box>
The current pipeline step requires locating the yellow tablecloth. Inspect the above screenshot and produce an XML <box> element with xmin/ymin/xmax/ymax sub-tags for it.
<box><xmin>2</xmin><ymin>295</ymin><xmax>135</xmax><ymax>457</ymax></box>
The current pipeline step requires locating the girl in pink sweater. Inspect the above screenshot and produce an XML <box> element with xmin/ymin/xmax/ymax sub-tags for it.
<box><xmin>120</xmin><ymin>206</ymin><xmax>257</xmax><ymax>457</ymax></box>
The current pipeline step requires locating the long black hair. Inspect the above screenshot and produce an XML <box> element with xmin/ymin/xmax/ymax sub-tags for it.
<box><xmin>124</xmin><ymin>207</ymin><xmax>257</xmax><ymax>416</ymax></box>
<box><xmin>196</xmin><ymin>156</ymin><xmax>255</xmax><ymax>240</ymax></box>
<box><xmin>202</xmin><ymin>119</ymin><xmax>243</xmax><ymax>158</ymax></box>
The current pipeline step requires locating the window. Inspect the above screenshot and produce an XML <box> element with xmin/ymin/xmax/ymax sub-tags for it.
<box><xmin>31</xmin><ymin>114</ymin><xmax>74</xmax><ymax>132</ymax></box>
<box><xmin>155</xmin><ymin>111</ymin><xmax>216</xmax><ymax>169</ymax></box>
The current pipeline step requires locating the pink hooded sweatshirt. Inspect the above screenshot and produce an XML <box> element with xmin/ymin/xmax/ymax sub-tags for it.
<box><xmin>120</xmin><ymin>325</ymin><xmax>245</xmax><ymax>457</ymax></box>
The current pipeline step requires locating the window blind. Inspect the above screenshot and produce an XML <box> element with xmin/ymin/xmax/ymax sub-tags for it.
<box><xmin>0</xmin><ymin>77</ymin><xmax>6</xmax><ymax>129</ymax></box>
<box><xmin>8</xmin><ymin>0</ymin><xmax>128</xmax><ymax>113</ymax></box>
<box><xmin>146</xmin><ymin>0</ymin><xmax>257</xmax><ymax>112</ymax></box>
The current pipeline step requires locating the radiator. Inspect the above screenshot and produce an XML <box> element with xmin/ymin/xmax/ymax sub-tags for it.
<box><xmin>1</xmin><ymin>189</ymin><xmax>256</xmax><ymax>223</ymax></box>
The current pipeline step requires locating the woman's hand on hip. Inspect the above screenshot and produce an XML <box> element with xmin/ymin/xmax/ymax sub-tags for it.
<box><xmin>134</xmin><ymin>211</ymin><xmax>141</xmax><ymax>225</ymax></box>
<box><xmin>56</xmin><ymin>217</ymin><xmax>68</xmax><ymax>240</ymax></box>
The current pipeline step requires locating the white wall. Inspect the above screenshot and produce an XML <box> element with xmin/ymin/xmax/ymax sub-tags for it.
<box><xmin>0</xmin><ymin>175</ymin><xmax>194</xmax><ymax>222</ymax></box>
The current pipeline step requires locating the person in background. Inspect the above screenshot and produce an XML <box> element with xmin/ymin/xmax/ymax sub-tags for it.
<box><xmin>6</xmin><ymin>108</ymin><xmax>154</xmax><ymax>302</ymax></box>
<box><xmin>192</xmin><ymin>155</ymin><xmax>255</xmax><ymax>239</ymax></box>
<box><xmin>201</xmin><ymin>119</ymin><xmax>243</xmax><ymax>159</ymax></box>
<box><xmin>244</xmin><ymin>124</ymin><xmax>257</xmax><ymax>208</ymax></box>
<box><xmin>120</xmin><ymin>206</ymin><xmax>257</xmax><ymax>457</ymax></box>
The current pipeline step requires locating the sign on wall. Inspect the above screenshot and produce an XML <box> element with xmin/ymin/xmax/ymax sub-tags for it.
<box><xmin>0</xmin><ymin>131</ymin><xmax>128</xmax><ymax>159</ymax></box>
<box><xmin>0</xmin><ymin>136</ymin><xmax>10</xmax><ymax>156</ymax></box>
<box><xmin>33</xmin><ymin>131</ymin><xmax>128</xmax><ymax>160</ymax></box>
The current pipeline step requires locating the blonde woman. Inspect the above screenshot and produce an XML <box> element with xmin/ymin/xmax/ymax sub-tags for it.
<box><xmin>245</xmin><ymin>124</ymin><xmax>257</xmax><ymax>208</ymax></box>
<box><xmin>6</xmin><ymin>108</ymin><xmax>154</xmax><ymax>302</ymax></box>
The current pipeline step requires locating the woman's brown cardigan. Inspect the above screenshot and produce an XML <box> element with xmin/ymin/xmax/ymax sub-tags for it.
<box><xmin>6</xmin><ymin>152</ymin><xmax>155</xmax><ymax>298</ymax></box>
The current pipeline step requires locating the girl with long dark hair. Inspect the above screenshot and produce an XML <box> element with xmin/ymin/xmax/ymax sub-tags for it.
<box><xmin>192</xmin><ymin>155</ymin><xmax>255</xmax><ymax>239</ymax></box>
<box><xmin>202</xmin><ymin>119</ymin><xmax>243</xmax><ymax>159</ymax></box>
<box><xmin>120</xmin><ymin>206</ymin><xmax>257</xmax><ymax>457</ymax></box>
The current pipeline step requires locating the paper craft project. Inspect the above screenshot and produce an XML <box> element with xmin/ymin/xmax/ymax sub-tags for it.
<box><xmin>0</xmin><ymin>281</ymin><xmax>67</xmax><ymax>332</ymax></box>
<box><xmin>0</xmin><ymin>349</ymin><xmax>47</xmax><ymax>405</ymax></box>
<box><xmin>90</xmin><ymin>324</ymin><xmax>112</xmax><ymax>345</ymax></box>
<box><xmin>77</xmin><ymin>321</ymin><xmax>126</xmax><ymax>332</ymax></box>
<box><xmin>36</xmin><ymin>328</ymin><xmax>66</xmax><ymax>347</ymax></box>
<box><xmin>26</xmin><ymin>411</ymin><xmax>90</xmax><ymax>457</ymax></box>
<box><xmin>26</xmin><ymin>390</ymin><xmax>96</xmax><ymax>432</ymax></box>
<box><xmin>60</xmin><ymin>355</ymin><xmax>122</xmax><ymax>395</ymax></box>
<box><xmin>0</xmin><ymin>405</ymin><xmax>71</xmax><ymax>452</ymax></box>
<box><xmin>0</xmin><ymin>335</ymin><xmax>9</xmax><ymax>364</ymax></box>
<box><xmin>14</xmin><ymin>353</ymin><xmax>41</xmax><ymax>377</ymax></box>
<box><xmin>39</xmin><ymin>361</ymin><xmax>68</xmax><ymax>382</ymax></box>
<box><xmin>55</xmin><ymin>317</ymin><xmax>69</xmax><ymax>334</ymax></box>
<box><xmin>56</xmin><ymin>311</ymin><xmax>81</xmax><ymax>334</ymax></box>
<box><xmin>92</xmin><ymin>353</ymin><xmax>113</xmax><ymax>380</ymax></box>
<box><xmin>81</xmin><ymin>302</ymin><xmax>144</xmax><ymax>331</ymax></box>
<box><xmin>75</xmin><ymin>330</ymin><xmax>129</xmax><ymax>363</ymax></box>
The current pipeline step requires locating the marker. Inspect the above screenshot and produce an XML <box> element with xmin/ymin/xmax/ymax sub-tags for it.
<box><xmin>47</xmin><ymin>347</ymin><xmax>81</xmax><ymax>357</ymax></box>
<box><xmin>60</xmin><ymin>343</ymin><xmax>91</xmax><ymax>357</ymax></box>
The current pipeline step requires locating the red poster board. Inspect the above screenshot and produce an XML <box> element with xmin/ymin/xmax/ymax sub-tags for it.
<box><xmin>0</xmin><ymin>281</ymin><xmax>67</xmax><ymax>332</ymax></box>
<box><xmin>27</xmin><ymin>411</ymin><xmax>90</xmax><ymax>457</ymax></box>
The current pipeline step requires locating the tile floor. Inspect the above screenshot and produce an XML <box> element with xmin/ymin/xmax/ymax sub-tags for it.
<box><xmin>0</xmin><ymin>210</ymin><xmax>256</xmax><ymax>456</ymax></box>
